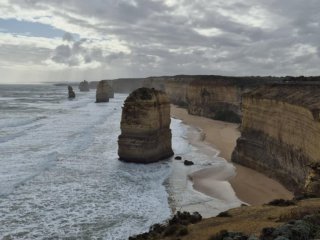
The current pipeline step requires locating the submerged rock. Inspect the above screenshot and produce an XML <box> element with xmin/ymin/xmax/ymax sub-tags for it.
<box><xmin>96</xmin><ymin>80</ymin><xmax>114</xmax><ymax>103</ymax></box>
<box><xmin>118</xmin><ymin>87</ymin><xmax>174</xmax><ymax>163</ymax></box>
<box><xmin>68</xmin><ymin>85</ymin><xmax>75</xmax><ymax>99</ymax></box>
<box><xmin>79</xmin><ymin>80</ymin><xmax>90</xmax><ymax>92</ymax></box>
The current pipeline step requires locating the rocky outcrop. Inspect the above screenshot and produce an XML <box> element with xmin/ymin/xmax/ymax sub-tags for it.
<box><xmin>96</xmin><ymin>80</ymin><xmax>114</xmax><ymax>103</ymax></box>
<box><xmin>232</xmin><ymin>84</ymin><xmax>320</xmax><ymax>194</ymax></box>
<box><xmin>129</xmin><ymin>198</ymin><xmax>320</xmax><ymax>240</ymax></box>
<box><xmin>79</xmin><ymin>80</ymin><xmax>90</xmax><ymax>92</ymax></box>
<box><xmin>118</xmin><ymin>88</ymin><xmax>174</xmax><ymax>163</ymax></box>
<box><xmin>68</xmin><ymin>85</ymin><xmax>75</xmax><ymax>99</ymax></box>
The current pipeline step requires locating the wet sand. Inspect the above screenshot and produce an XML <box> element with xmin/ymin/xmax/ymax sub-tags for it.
<box><xmin>171</xmin><ymin>105</ymin><xmax>293</xmax><ymax>206</ymax></box>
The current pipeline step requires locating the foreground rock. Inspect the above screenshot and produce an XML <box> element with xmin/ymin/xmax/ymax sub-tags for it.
<box><xmin>128</xmin><ymin>198</ymin><xmax>320</xmax><ymax>240</ymax></box>
<box><xmin>129</xmin><ymin>212</ymin><xmax>202</xmax><ymax>240</ymax></box>
<box><xmin>68</xmin><ymin>85</ymin><xmax>75</xmax><ymax>99</ymax></box>
<box><xmin>118</xmin><ymin>87</ymin><xmax>174</xmax><ymax>163</ymax></box>
<box><xmin>232</xmin><ymin>84</ymin><xmax>320</xmax><ymax>195</ymax></box>
<box><xmin>96</xmin><ymin>80</ymin><xmax>114</xmax><ymax>103</ymax></box>
<box><xmin>78</xmin><ymin>80</ymin><xmax>90</xmax><ymax>92</ymax></box>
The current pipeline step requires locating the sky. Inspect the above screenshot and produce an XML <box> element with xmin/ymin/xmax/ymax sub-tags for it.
<box><xmin>0</xmin><ymin>0</ymin><xmax>320</xmax><ymax>83</ymax></box>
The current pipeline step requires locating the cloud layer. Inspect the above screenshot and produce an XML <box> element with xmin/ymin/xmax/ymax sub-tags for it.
<box><xmin>0</xmin><ymin>0</ymin><xmax>320</xmax><ymax>82</ymax></box>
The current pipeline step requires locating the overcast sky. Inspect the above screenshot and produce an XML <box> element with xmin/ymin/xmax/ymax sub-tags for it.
<box><xmin>0</xmin><ymin>0</ymin><xmax>319</xmax><ymax>83</ymax></box>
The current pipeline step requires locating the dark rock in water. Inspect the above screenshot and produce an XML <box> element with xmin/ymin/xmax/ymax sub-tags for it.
<box><xmin>118</xmin><ymin>87</ymin><xmax>174</xmax><ymax>163</ymax></box>
<box><xmin>96</xmin><ymin>80</ymin><xmax>114</xmax><ymax>103</ymax></box>
<box><xmin>184</xmin><ymin>160</ymin><xmax>194</xmax><ymax>166</ymax></box>
<box><xmin>174</xmin><ymin>156</ymin><xmax>182</xmax><ymax>160</ymax></box>
<box><xmin>79</xmin><ymin>80</ymin><xmax>90</xmax><ymax>92</ymax></box>
<box><xmin>68</xmin><ymin>86</ymin><xmax>75</xmax><ymax>99</ymax></box>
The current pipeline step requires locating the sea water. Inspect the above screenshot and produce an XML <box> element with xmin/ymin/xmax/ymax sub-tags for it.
<box><xmin>0</xmin><ymin>84</ymin><xmax>241</xmax><ymax>239</ymax></box>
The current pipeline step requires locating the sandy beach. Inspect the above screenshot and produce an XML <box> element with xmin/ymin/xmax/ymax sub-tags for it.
<box><xmin>171</xmin><ymin>105</ymin><xmax>293</xmax><ymax>206</ymax></box>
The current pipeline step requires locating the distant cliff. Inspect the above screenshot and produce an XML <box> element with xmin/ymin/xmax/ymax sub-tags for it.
<box><xmin>161</xmin><ymin>75</ymin><xmax>280</xmax><ymax>123</ymax></box>
<box><xmin>92</xmin><ymin>75</ymin><xmax>320</xmax><ymax>124</ymax></box>
<box><xmin>232</xmin><ymin>84</ymin><xmax>320</xmax><ymax>194</ymax></box>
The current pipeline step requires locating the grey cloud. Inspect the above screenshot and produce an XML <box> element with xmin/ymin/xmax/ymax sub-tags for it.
<box><xmin>3</xmin><ymin>0</ymin><xmax>320</xmax><ymax>79</ymax></box>
<box><xmin>62</xmin><ymin>32</ymin><xmax>74</xmax><ymax>42</ymax></box>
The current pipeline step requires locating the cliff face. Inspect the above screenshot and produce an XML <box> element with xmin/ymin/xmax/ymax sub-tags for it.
<box><xmin>96</xmin><ymin>80</ymin><xmax>114</xmax><ymax>103</ymax></box>
<box><xmin>118</xmin><ymin>88</ymin><xmax>174</xmax><ymax>163</ymax></box>
<box><xmin>152</xmin><ymin>75</ymin><xmax>279</xmax><ymax>123</ymax></box>
<box><xmin>164</xmin><ymin>76</ymin><xmax>193</xmax><ymax>107</ymax></box>
<box><xmin>186</xmin><ymin>78</ymin><xmax>242</xmax><ymax>123</ymax></box>
<box><xmin>232</xmin><ymin>84</ymin><xmax>320</xmax><ymax>194</ymax></box>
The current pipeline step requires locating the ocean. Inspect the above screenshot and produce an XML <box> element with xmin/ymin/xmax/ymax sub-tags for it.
<box><xmin>0</xmin><ymin>84</ymin><xmax>241</xmax><ymax>239</ymax></box>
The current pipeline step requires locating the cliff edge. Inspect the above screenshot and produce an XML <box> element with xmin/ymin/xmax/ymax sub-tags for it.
<box><xmin>118</xmin><ymin>88</ymin><xmax>174</xmax><ymax>163</ymax></box>
<box><xmin>232</xmin><ymin>84</ymin><xmax>320</xmax><ymax>194</ymax></box>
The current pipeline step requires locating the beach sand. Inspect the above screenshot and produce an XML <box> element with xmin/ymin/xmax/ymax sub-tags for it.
<box><xmin>171</xmin><ymin>105</ymin><xmax>293</xmax><ymax>206</ymax></box>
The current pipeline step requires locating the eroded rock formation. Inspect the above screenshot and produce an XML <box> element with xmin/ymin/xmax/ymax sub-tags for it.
<box><xmin>68</xmin><ymin>85</ymin><xmax>75</xmax><ymax>99</ymax></box>
<box><xmin>79</xmin><ymin>80</ymin><xmax>90</xmax><ymax>92</ymax></box>
<box><xmin>232</xmin><ymin>84</ymin><xmax>320</xmax><ymax>194</ymax></box>
<box><xmin>96</xmin><ymin>80</ymin><xmax>114</xmax><ymax>103</ymax></box>
<box><xmin>118</xmin><ymin>87</ymin><xmax>174</xmax><ymax>163</ymax></box>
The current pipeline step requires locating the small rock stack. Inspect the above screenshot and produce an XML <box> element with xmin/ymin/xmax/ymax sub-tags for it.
<box><xmin>68</xmin><ymin>86</ymin><xmax>76</xmax><ymax>99</ymax></box>
<box><xmin>79</xmin><ymin>80</ymin><xmax>90</xmax><ymax>92</ymax></box>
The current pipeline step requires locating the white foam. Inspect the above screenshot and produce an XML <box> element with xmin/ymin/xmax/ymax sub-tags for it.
<box><xmin>0</xmin><ymin>89</ymin><xmax>171</xmax><ymax>239</ymax></box>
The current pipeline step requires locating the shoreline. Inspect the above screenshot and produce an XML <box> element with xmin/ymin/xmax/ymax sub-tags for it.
<box><xmin>171</xmin><ymin>105</ymin><xmax>293</xmax><ymax>206</ymax></box>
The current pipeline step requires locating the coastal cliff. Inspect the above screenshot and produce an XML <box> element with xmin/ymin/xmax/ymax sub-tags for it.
<box><xmin>232</xmin><ymin>84</ymin><xmax>320</xmax><ymax>194</ymax></box>
<box><xmin>164</xmin><ymin>76</ymin><xmax>192</xmax><ymax>107</ymax></box>
<box><xmin>118</xmin><ymin>88</ymin><xmax>174</xmax><ymax>163</ymax></box>
<box><xmin>144</xmin><ymin>75</ymin><xmax>280</xmax><ymax>123</ymax></box>
<box><xmin>186</xmin><ymin>77</ymin><xmax>242</xmax><ymax>123</ymax></box>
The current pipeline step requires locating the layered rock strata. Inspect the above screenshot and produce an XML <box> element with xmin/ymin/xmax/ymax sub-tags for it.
<box><xmin>142</xmin><ymin>75</ymin><xmax>281</xmax><ymax>123</ymax></box>
<box><xmin>232</xmin><ymin>84</ymin><xmax>320</xmax><ymax>194</ymax></box>
<box><xmin>68</xmin><ymin>85</ymin><xmax>75</xmax><ymax>99</ymax></box>
<box><xmin>118</xmin><ymin>87</ymin><xmax>174</xmax><ymax>163</ymax></box>
<box><xmin>79</xmin><ymin>80</ymin><xmax>90</xmax><ymax>92</ymax></box>
<box><xmin>96</xmin><ymin>80</ymin><xmax>114</xmax><ymax>103</ymax></box>
<box><xmin>186</xmin><ymin>78</ymin><xmax>242</xmax><ymax>123</ymax></box>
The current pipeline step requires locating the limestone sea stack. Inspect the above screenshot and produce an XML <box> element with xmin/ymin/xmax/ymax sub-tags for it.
<box><xmin>68</xmin><ymin>85</ymin><xmax>75</xmax><ymax>99</ymax></box>
<box><xmin>96</xmin><ymin>80</ymin><xmax>114</xmax><ymax>103</ymax></box>
<box><xmin>79</xmin><ymin>80</ymin><xmax>90</xmax><ymax>92</ymax></box>
<box><xmin>118</xmin><ymin>87</ymin><xmax>174</xmax><ymax>163</ymax></box>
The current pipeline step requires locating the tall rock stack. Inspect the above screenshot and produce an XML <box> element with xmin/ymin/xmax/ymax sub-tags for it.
<box><xmin>79</xmin><ymin>80</ymin><xmax>90</xmax><ymax>92</ymax></box>
<box><xmin>118</xmin><ymin>87</ymin><xmax>174</xmax><ymax>163</ymax></box>
<box><xmin>68</xmin><ymin>86</ymin><xmax>76</xmax><ymax>99</ymax></box>
<box><xmin>96</xmin><ymin>80</ymin><xmax>114</xmax><ymax>103</ymax></box>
